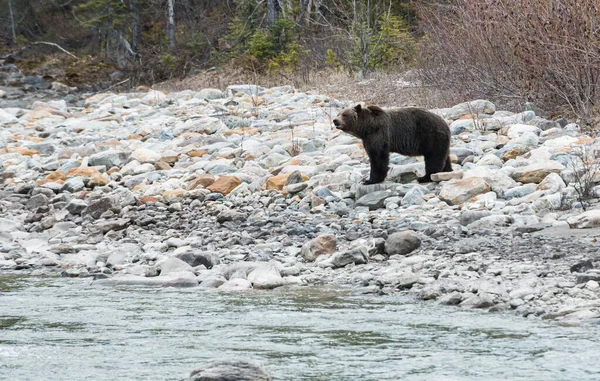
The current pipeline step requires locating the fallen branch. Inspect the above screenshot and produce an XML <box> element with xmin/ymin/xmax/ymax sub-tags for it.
<box><xmin>30</xmin><ymin>41</ymin><xmax>79</xmax><ymax>59</ymax></box>
<box><xmin>102</xmin><ymin>78</ymin><xmax>130</xmax><ymax>92</ymax></box>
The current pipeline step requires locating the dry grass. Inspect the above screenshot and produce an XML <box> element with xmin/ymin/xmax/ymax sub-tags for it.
<box><xmin>154</xmin><ymin>64</ymin><xmax>464</xmax><ymax>110</ymax></box>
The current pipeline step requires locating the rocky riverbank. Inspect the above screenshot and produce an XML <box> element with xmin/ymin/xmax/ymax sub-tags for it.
<box><xmin>2</xmin><ymin>63</ymin><xmax>600</xmax><ymax>323</ymax></box>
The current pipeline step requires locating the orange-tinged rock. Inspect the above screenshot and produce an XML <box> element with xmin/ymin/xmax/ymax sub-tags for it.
<box><xmin>97</xmin><ymin>141</ymin><xmax>121</xmax><ymax>149</ymax></box>
<box><xmin>207</xmin><ymin>176</ymin><xmax>242</xmax><ymax>195</ymax></box>
<box><xmin>511</xmin><ymin>162</ymin><xmax>566</xmax><ymax>184</ymax></box>
<box><xmin>242</xmin><ymin>127</ymin><xmax>259</xmax><ymax>135</ymax></box>
<box><xmin>132</xmin><ymin>184</ymin><xmax>146</xmax><ymax>192</ymax></box>
<box><xmin>439</xmin><ymin>177</ymin><xmax>491</xmax><ymax>205</ymax></box>
<box><xmin>107</xmin><ymin>167</ymin><xmax>120</xmax><ymax>175</ymax></box>
<box><xmin>88</xmin><ymin>174</ymin><xmax>110</xmax><ymax>187</ymax></box>
<box><xmin>266</xmin><ymin>172</ymin><xmax>309</xmax><ymax>191</ymax></box>
<box><xmin>160</xmin><ymin>153</ymin><xmax>179</xmax><ymax>164</ymax></box>
<box><xmin>23</xmin><ymin>109</ymin><xmax>53</xmax><ymax>121</ymax></box>
<box><xmin>502</xmin><ymin>147</ymin><xmax>529</xmax><ymax>161</ymax></box>
<box><xmin>188</xmin><ymin>150</ymin><xmax>209</xmax><ymax>158</ymax></box>
<box><xmin>0</xmin><ymin>148</ymin><xmax>8</xmax><ymax>155</ymax></box>
<box><xmin>139</xmin><ymin>195</ymin><xmax>159</xmax><ymax>205</ymax></box>
<box><xmin>27</xmin><ymin>136</ymin><xmax>46</xmax><ymax>143</ymax></box>
<box><xmin>458</xmin><ymin>114</ymin><xmax>476</xmax><ymax>120</ymax></box>
<box><xmin>240</xmin><ymin>95</ymin><xmax>264</xmax><ymax>106</ymax></box>
<box><xmin>14</xmin><ymin>147</ymin><xmax>40</xmax><ymax>156</ymax></box>
<box><xmin>223</xmin><ymin>130</ymin><xmax>244</xmax><ymax>136</ymax></box>
<box><xmin>67</xmin><ymin>167</ymin><xmax>100</xmax><ymax>178</ymax></box>
<box><xmin>154</xmin><ymin>161</ymin><xmax>171</xmax><ymax>170</ymax></box>
<box><xmin>127</xmin><ymin>134</ymin><xmax>144</xmax><ymax>140</ymax></box>
<box><xmin>554</xmin><ymin>146</ymin><xmax>571</xmax><ymax>154</ymax></box>
<box><xmin>284</xmin><ymin>158</ymin><xmax>302</xmax><ymax>166</ymax></box>
<box><xmin>244</xmin><ymin>155</ymin><xmax>256</xmax><ymax>161</ymax></box>
<box><xmin>574</xmin><ymin>137</ymin><xmax>594</xmax><ymax>145</ymax></box>
<box><xmin>187</xmin><ymin>174</ymin><xmax>215</xmax><ymax>190</ymax></box>
<box><xmin>163</xmin><ymin>189</ymin><xmax>186</xmax><ymax>201</ymax></box>
<box><xmin>36</xmin><ymin>171</ymin><xmax>66</xmax><ymax>186</ymax></box>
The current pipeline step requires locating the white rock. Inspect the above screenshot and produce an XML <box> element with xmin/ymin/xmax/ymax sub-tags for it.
<box><xmin>131</xmin><ymin>148</ymin><xmax>162</xmax><ymax>163</ymax></box>
<box><xmin>142</xmin><ymin>90</ymin><xmax>168</xmax><ymax>105</ymax></box>
<box><xmin>567</xmin><ymin>209</ymin><xmax>600</xmax><ymax>229</ymax></box>
<box><xmin>476</xmin><ymin>153</ymin><xmax>503</xmax><ymax>167</ymax></box>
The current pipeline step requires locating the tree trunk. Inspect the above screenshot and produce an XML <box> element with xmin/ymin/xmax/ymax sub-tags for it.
<box><xmin>267</xmin><ymin>0</ymin><xmax>281</xmax><ymax>28</ymax></box>
<box><xmin>131</xmin><ymin>0</ymin><xmax>141</xmax><ymax>57</ymax></box>
<box><xmin>8</xmin><ymin>0</ymin><xmax>17</xmax><ymax>45</ymax></box>
<box><xmin>167</xmin><ymin>0</ymin><xmax>176</xmax><ymax>50</ymax></box>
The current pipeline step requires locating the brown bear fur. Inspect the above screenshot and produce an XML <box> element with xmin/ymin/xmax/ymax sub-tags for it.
<box><xmin>333</xmin><ymin>104</ymin><xmax>452</xmax><ymax>184</ymax></box>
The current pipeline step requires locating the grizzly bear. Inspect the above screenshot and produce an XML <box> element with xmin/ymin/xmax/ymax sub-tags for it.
<box><xmin>333</xmin><ymin>104</ymin><xmax>452</xmax><ymax>184</ymax></box>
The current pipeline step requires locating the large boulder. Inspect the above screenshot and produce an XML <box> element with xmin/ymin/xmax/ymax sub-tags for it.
<box><xmin>385</xmin><ymin>231</ymin><xmax>421</xmax><ymax>255</ymax></box>
<box><xmin>301</xmin><ymin>235</ymin><xmax>336</xmax><ymax>261</ymax></box>
<box><xmin>439</xmin><ymin>177</ymin><xmax>491</xmax><ymax>205</ymax></box>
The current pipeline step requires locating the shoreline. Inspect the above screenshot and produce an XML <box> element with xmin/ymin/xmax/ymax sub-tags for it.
<box><xmin>1</xmin><ymin>77</ymin><xmax>600</xmax><ymax>324</ymax></box>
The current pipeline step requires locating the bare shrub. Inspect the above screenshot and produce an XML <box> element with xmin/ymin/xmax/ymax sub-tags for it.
<box><xmin>418</xmin><ymin>1</ymin><xmax>600</xmax><ymax>125</ymax></box>
<box><xmin>567</xmin><ymin>144</ymin><xmax>600</xmax><ymax>210</ymax></box>
<box><xmin>157</xmin><ymin>65</ymin><xmax>459</xmax><ymax>109</ymax></box>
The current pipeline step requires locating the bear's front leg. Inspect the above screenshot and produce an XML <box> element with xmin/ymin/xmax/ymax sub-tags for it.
<box><xmin>363</xmin><ymin>138</ymin><xmax>389</xmax><ymax>185</ymax></box>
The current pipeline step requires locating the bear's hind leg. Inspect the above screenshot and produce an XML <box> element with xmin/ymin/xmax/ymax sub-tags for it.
<box><xmin>418</xmin><ymin>154</ymin><xmax>447</xmax><ymax>183</ymax></box>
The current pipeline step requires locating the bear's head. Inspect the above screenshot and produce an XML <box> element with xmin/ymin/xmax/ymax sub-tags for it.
<box><xmin>333</xmin><ymin>104</ymin><xmax>385</xmax><ymax>138</ymax></box>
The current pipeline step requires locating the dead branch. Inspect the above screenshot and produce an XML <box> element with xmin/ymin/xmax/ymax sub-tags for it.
<box><xmin>30</xmin><ymin>41</ymin><xmax>79</xmax><ymax>59</ymax></box>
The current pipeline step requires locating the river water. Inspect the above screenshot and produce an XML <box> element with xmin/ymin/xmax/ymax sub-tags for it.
<box><xmin>1</xmin><ymin>273</ymin><xmax>600</xmax><ymax>381</ymax></box>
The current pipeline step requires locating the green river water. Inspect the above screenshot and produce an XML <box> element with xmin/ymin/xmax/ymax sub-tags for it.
<box><xmin>1</xmin><ymin>274</ymin><xmax>599</xmax><ymax>381</ymax></box>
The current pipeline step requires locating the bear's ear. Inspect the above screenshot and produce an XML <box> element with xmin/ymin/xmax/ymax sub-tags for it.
<box><xmin>354</xmin><ymin>104</ymin><xmax>362</xmax><ymax>113</ymax></box>
<box><xmin>367</xmin><ymin>105</ymin><xmax>384</xmax><ymax>116</ymax></box>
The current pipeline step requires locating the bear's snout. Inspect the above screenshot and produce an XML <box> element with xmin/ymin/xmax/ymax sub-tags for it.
<box><xmin>333</xmin><ymin>119</ymin><xmax>343</xmax><ymax>129</ymax></box>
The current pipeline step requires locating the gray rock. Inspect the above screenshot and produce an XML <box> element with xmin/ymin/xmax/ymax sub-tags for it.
<box><xmin>196</xmin><ymin>88</ymin><xmax>224</xmax><ymax>100</ymax></box>
<box><xmin>284</xmin><ymin>170</ymin><xmax>304</xmax><ymax>186</ymax></box>
<box><xmin>227</xmin><ymin>85</ymin><xmax>265</xmax><ymax>96</ymax></box>
<box><xmin>387</xmin><ymin>164</ymin><xmax>423</xmax><ymax>183</ymax></box>
<box><xmin>82</xmin><ymin>197</ymin><xmax>119</xmax><ymax>219</ymax></box>
<box><xmin>570</xmin><ymin>260</ymin><xmax>594</xmax><ymax>273</ymax></box>
<box><xmin>112</xmin><ymin>188</ymin><xmax>137</xmax><ymax>206</ymax></box>
<box><xmin>65</xmin><ymin>199</ymin><xmax>88</xmax><ymax>215</ymax></box>
<box><xmin>247</xmin><ymin>263</ymin><xmax>285</xmax><ymax>289</ymax></box>
<box><xmin>446</xmin><ymin>99</ymin><xmax>495</xmax><ymax>120</ymax></box>
<box><xmin>87</xmin><ymin>218</ymin><xmax>130</xmax><ymax>234</ymax></box>
<box><xmin>199</xmin><ymin>275</ymin><xmax>227</xmax><ymax>288</ymax></box>
<box><xmin>460</xmin><ymin>210</ymin><xmax>492</xmax><ymax>226</ymax></box>
<box><xmin>27</xmin><ymin>193</ymin><xmax>48</xmax><ymax>210</ymax></box>
<box><xmin>330</xmin><ymin>246</ymin><xmax>368</xmax><ymax>268</ymax></box>
<box><xmin>175</xmin><ymin>250</ymin><xmax>220</xmax><ymax>269</ymax></box>
<box><xmin>459</xmin><ymin>293</ymin><xmax>496</xmax><ymax>309</ymax></box>
<box><xmin>88</xmin><ymin>150</ymin><xmax>131</xmax><ymax>168</ymax></box>
<box><xmin>28</xmin><ymin>143</ymin><xmax>56</xmax><ymax>156</ymax></box>
<box><xmin>385</xmin><ymin>231</ymin><xmax>421</xmax><ymax>255</ymax></box>
<box><xmin>356</xmin><ymin>190</ymin><xmax>393</xmax><ymax>210</ymax></box>
<box><xmin>439</xmin><ymin>291</ymin><xmax>464</xmax><ymax>305</ymax></box>
<box><xmin>504</xmin><ymin>184</ymin><xmax>537</xmax><ymax>200</ymax></box>
<box><xmin>186</xmin><ymin>360</ymin><xmax>272</xmax><ymax>381</ymax></box>
<box><xmin>218</xmin><ymin>278</ymin><xmax>253</xmax><ymax>291</ymax></box>
<box><xmin>216</xmin><ymin>209</ymin><xmax>247</xmax><ymax>224</ymax></box>
<box><xmin>62</xmin><ymin>177</ymin><xmax>85</xmax><ymax>193</ymax></box>
<box><xmin>285</xmin><ymin>182</ymin><xmax>308</xmax><ymax>194</ymax></box>
<box><xmin>159</xmin><ymin>257</ymin><xmax>194</xmax><ymax>275</ymax></box>
<box><xmin>401</xmin><ymin>186</ymin><xmax>427</xmax><ymax>206</ymax></box>
<box><xmin>94</xmin><ymin>273</ymin><xmax>198</xmax><ymax>288</ymax></box>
